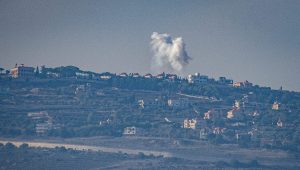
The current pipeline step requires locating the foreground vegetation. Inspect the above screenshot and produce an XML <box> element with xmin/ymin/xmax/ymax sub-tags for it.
<box><xmin>2</xmin><ymin>142</ymin><xmax>296</xmax><ymax>170</ymax></box>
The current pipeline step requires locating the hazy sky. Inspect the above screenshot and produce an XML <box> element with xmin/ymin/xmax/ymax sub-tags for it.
<box><xmin>1</xmin><ymin>0</ymin><xmax>299</xmax><ymax>91</ymax></box>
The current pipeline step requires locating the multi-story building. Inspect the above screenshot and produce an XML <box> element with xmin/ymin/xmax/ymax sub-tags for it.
<box><xmin>183</xmin><ymin>119</ymin><xmax>197</xmax><ymax>129</ymax></box>
<box><xmin>10</xmin><ymin>64</ymin><xmax>34</xmax><ymax>78</ymax></box>
<box><xmin>187</xmin><ymin>73</ymin><xmax>208</xmax><ymax>84</ymax></box>
<box><xmin>123</xmin><ymin>127</ymin><xmax>136</xmax><ymax>135</ymax></box>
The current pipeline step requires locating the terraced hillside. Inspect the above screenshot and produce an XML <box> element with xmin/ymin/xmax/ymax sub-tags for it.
<box><xmin>0</xmin><ymin>67</ymin><xmax>300</xmax><ymax>169</ymax></box>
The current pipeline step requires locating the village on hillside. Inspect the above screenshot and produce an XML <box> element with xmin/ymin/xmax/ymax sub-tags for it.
<box><xmin>0</xmin><ymin>64</ymin><xmax>300</xmax><ymax>169</ymax></box>
<box><xmin>1</xmin><ymin>64</ymin><xmax>299</xmax><ymax>147</ymax></box>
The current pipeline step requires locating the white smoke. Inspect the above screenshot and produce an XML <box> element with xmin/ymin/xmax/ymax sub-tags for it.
<box><xmin>150</xmin><ymin>32</ymin><xmax>191</xmax><ymax>73</ymax></box>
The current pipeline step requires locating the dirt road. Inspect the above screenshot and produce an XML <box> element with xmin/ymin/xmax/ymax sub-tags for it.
<box><xmin>0</xmin><ymin>139</ymin><xmax>172</xmax><ymax>157</ymax></box>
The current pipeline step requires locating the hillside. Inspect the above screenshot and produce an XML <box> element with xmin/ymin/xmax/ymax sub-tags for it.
<box><xmin>1</xmin><ymin>66</ymin><xmax>300</xmax><ymax>149</ymax></box>
<box><xmin>0</xmin><ymin>65</ymin><xmax>300</xmax><ymax>169</ymax></box>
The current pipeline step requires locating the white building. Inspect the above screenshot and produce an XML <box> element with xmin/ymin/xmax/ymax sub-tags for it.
<box><xmin>123</xmin><ymin>127</ymin><xmax>136</xmax><ymax>135</ymax></box>
<box><xmin>227</xmin><ymin>109</ymin><xmax>236</xmax><ymax>119</ymax></box>
<box><xmin>183</xmin><ymin>119</ymin><xmax>197</xmax><ymax>129</ymax></box>
<box><xmin>75</xmin><ymin>72</ymin><xmax>90</xmax><ymax>79</ymax></box>
<box><xmin>187</xmin><ymin>73</ymin><xmax>208</xmax><ymax>84</ymax></box>
<box><xmin>204</xmin><ymin>110</ymin><xmax>213</xmax><ymax>120</ymax></box>
<box><xmin>234</xmin><ymin>100</ymin><xmax>240</xmax><ymax>109</ymax></box>
<box><xmin>119</xmin><ymin>72</ymin><xmax>128</xmax><ymax>77</ymax></box>
<box><xmin>100</xmin><ymin>75</ymin><xmax>111</xmax><ymax>80</ymax></box>
<box><xmin>138</xmin><ymin>99</ymin><xmax>145</xmax><ymax>108</ymax></box>
<box><xmin>144</xmin><ymin>73</ymin><xmax>153</xmax><ymax>78</ymax></box>
<box><xmin>272</xmin><ymin>101</ymin><xmax>280</xmax><ymax>110</ymax></box>
<box><xmin>132</xmin><ymin>73</ymin><xmax>140</xmax><ymax>78</ymax></box>
<box><xmin>99</xmin><ymin>72</ymin><xmax>113</xmax><ymax>80</ymax></box>
<box><xmin>277</xmin><ymin>118</ymin><xmax>283</xmax><ymax>127</ymax></box>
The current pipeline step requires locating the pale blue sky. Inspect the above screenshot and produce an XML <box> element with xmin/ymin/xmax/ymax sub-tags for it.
<box><xmin>0</xmin><ymin>0</ymin><xmax>299</xmax><ymax>91</ymax></box>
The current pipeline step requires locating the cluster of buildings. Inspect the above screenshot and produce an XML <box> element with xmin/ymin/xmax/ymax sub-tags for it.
<box><xmin>4</xmin><ymin>63</ymin><xmax>180</xmax><ymax>82</ymax></box>
<box><xmin>183</xmin><ymin>119</ymin><xmax>197</xmax><ymax>129</ymax></box>
<box><xmin>180</xmin><ymin>97</ymin><xmax>284</xmax><ymax>140</ymax></box>
<box><xmin>188</xmin><ymin>72</ymin><xmax>255</xmax><ymax>89</ymax></box>
<box><xmin>98</xmin><ymin>72</ymin><xmax>178</xmax><ymax>81</ymax></box>
<box><xmin>227</xmin><ymin>100</ymin><xmax>241</xmax><ymax>119</ymax></box>
<box><xmin>115</xmin><ymin>72</ymin><xmax>178</xmax><ymax>81</ymax></box>
<box><xmin>187</xmin><ymin>73</ymin><xmax>234</xmax><ymax>85</ymax></box>
<box><xmin>4</xmin><ymin>64</ymin><xmax>255</xmax><ymax>90</ymax></box>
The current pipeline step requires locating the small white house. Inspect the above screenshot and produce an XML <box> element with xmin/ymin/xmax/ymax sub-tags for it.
<box><xmin>123</xmin><ymin>127</ymin><xmax>136</xmax><ymax>135</ymax></box>
<box><xmin>183</xmin><ymin>119</ymin><xmax>197</xmax><ymax>129</ymax></box>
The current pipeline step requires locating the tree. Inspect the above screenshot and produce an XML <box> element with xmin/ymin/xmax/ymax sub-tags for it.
<box><xmin>19</xmin><ymin>143</ymin><xmax>29</xmax><ymax>150</ymax></box>
<box><xmin>54</xmin><ymin>66</ymin><xmax>79</xmax><ymax>77</ymax></box>
<box><xmin>40</xmin><ymin>65</ymin><xmax>47</xmax><ymax>78</ymax></box>
<box><xmin>35</xmin><ymin>66</ymin><xmax>40</xmax><ymax>77</ymax></box>
<box><xmin>230</xmin><ymin>159</ymin><xmax>242</xmax><ymax>167</ymax></box>
<box><xmin>5</xmin><ymin>142</ymin><xmax>16</xmax><ymax>150</ymax></box>
<box><xmin>249</xmin><ymin>159</ymin><xmax>259</xmax><ymax>167</ymax></box>
<box><xmin>87</xmin><ymin>113</ymin><xmax>94</xmax><ymax>124</ymax></box>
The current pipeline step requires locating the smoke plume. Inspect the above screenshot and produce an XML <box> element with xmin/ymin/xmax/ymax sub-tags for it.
<box><xmin>150</xmin><ymin>32</ymin><xmax>191</xmax><ymax>73</ymax></box>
